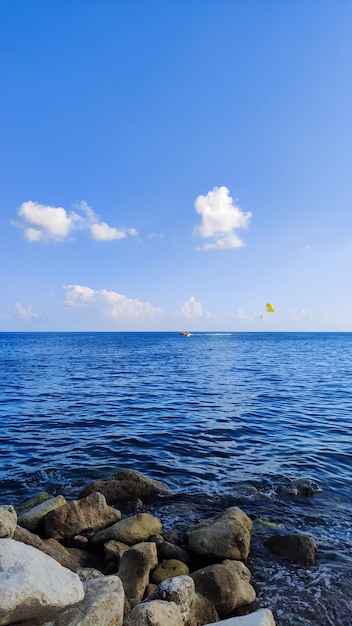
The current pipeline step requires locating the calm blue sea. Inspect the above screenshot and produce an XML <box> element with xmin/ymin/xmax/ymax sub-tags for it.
<box><xmin>1</xmin><ymin>332</ymin><xmax>351</xmax><ymax>625</ymax></box>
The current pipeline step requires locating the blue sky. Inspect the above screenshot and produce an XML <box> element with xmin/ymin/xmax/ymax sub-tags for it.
<box><xmin>1</xmin><ymin>0</ymin><xmax>352</xmax><ymax>331</ymax></box>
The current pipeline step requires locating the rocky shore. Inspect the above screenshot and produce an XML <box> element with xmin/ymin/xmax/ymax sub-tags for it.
<box><xmin>0</xmin><ymin>470</ymin><xmax>318</xmax><ymax>626</ymax></box>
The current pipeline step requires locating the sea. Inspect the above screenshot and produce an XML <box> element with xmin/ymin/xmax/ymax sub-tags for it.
<box><xmin>1</xmin><ymin>331</ymin><xmax>351</xmax><ymax>625</ymax></box>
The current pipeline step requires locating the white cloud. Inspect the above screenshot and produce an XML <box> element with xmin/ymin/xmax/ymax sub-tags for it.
<box><xmin>176</xmin><ymin>296</ymin><xmax>208</xmax><ymax>319</ymax></box>
<box><xmin>13</xmin><ymin>201</ymin><xmax>81</xmax><ymax>242</ymax></box>
<box><xmin>90</xmin><ymin>222</ymin><xmax>127</xmax><ymax>241</ymax></box>
<box><xmin>63</xmin><ymin>285</ymin><xmax>95</xmax><ymax>306</ymax></box>
<box><xmin>288</xmin><ymin>308</ymin><xmax>312</xmax><ymax>321</ymax></box>
<box><xmin>194</xmin><ymin>186</ymin><xmax>252</xmax><ymax>251</ymax></box>
<box><xmin>12</xmin><ymin>199</ymin><xmax>138</xmax><ymax>243</ymax></box>
<box><xmin>63</xmin><ymin>285</ymin><xmax>164</xmax><ymax>320</ymax></box>
<box><xmin>234</xmin><ymin>307</ymin><xmax>251</xmax><ymax>320</ymax></box>
<box><xmin>15</xmin><ymin>302</ymin><xmax>38</xmax><ymax>319</ymax></box>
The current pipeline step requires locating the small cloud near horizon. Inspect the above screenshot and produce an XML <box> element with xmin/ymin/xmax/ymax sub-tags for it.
<box><xmin>176</xmin><ymin>295</ymin><xmax>210</xmax><ymax>319</ymax></box>
<box><xmin>15</xmin><ymin>302</ymin><xmax>38</xmax><ymax>319</ymax></box>
<box><xmin>193</xmin><ymin>186</ymin><xmax>252</xmax><ymax>251</ymax></box>
<box><xmin>285</xmin><ymin>308</ymin><xmax>312</xmax><ymax>321</ymax></box>
<box><xmin>11</xmin><ymin>199</ymin><xmax>138</xmax><ymax>243</ymax></box>
<box><xmin>233</xmin><ymin>307</ymin><xmax>252</xmax><ymax>320</ymax></box>
<box><xmin>63</xmin><ymin>285</ymin><xmax>164</xmax><ymax>320</ymax></box>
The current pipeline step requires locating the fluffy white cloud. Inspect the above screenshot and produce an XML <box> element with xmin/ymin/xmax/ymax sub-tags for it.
<box><xmin>63</xmin><ymin>285</ymin><xmax>164</xmax><ymax>320</ymax></box>
<box><xmin>63</xmin><ymin>285</ymin><xmax>95</xmax><ymax>306</ymax></box>
<box><xmin>176</xmin><ymin>296</ymin><xmax>206</xmax><ymax>319</ymax></box>
<box><xmin>194</xmin><ymin>186</ymin><xmax>252</xmax><ymax>251</ymax></box>
<box><xmin>15</xmin><ymin>302</ymin><xmax>38</xmax><ymax>319</ymax></box>
<box><xmin>14</xmin><ymin>201</ymin><xmax>81</xmax><ymax>242</ymax></box>
<box><xmin>90</xmin><ymin>222</ymin><xmax>127</xmax><ymax>241</ymax></box>
<box><xmin>12</xmin><ymin>200</ymin><xmax>138</xmax><ymax>243</ymax></box>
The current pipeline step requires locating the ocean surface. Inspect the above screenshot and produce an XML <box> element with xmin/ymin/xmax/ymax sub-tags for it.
<box><xmin>1</xmin><ymin>331</ymin><xmax>351</xmax><ymax>624</ymax></box>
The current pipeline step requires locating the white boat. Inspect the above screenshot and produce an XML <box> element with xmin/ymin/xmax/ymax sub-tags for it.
<box><xmin>178</xmin><ymin>331</ymin><xmax>191</xmax><ymax>337</ymax></box>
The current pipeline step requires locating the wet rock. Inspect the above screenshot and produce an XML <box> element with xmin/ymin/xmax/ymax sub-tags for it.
<box><xmin>159</xmin><ymin>540</ymin><xmax>189</xmax><ymax>564</ymax></box>
<box><xmin>185</xmin><ymin>507</ymin><xmax>252</xmax><ymax>561</ymax></box>
<box><xmin>17</xmin><ymin>495</ymin><xmax>67</xmax><ymax>533</ymax></box>
<box><xmin>192</xmin><ymin>560</ymin><xmax>256</xmax><ymax>616</ymax></box>
<box><xmin>0</xmin><ymin>538</ymin><xmax>84</xmax><ymax>625</ymax></box>
<box><xmin>80</xmin><ymin>469</ymin><xmax>171</xmax><ymax>504</ymax></box>
<box><xmin>44</xmin><ymin>491</ymin><xmax>121</xmax><ymax>541</ymax></box>
<box><xmin>264</xmin><ymin>533</ymin><xmax>317</xmax><ymax>565</ymax></box>
<box><xmin>163</xmin><ymin>530</ymin><xmax>179</xmax><ymax>543</ymax></box>
<box><xmin>293</xmin><ymin>478</ymin><xmax>320</xmax><ymax>497</ymax></box>
<box><xmin>123</xmin><ymin>599</ymin><xmax>184</xmax><ymax>626</ymax></box>
<box><xmin>17</xmin><ymin>492</ymin><xmax>55</xmax><ymax>514</ymax></box>
<box><xmin>0</xmin><ymin>505</ymin><xmax>17</xmax><ymax>538</ymax></box>
<box><xmin>47</xmin><ymin>575</ymin><xmax>125</xmax><ymax>626</ymax></box>
<box><xmin>91</xmin><ymin>512</ymin><xmax>162</xmax><ymax>545</ymax></box>
<box><xmin>151</xmin><ymin>558</ymin><xmax>190</xmax><ymax>584</ymax></box>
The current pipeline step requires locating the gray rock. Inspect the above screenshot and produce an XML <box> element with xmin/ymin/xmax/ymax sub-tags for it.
<box><xmin>44</xmin><ymin>491</ymin><xmax>121</xmax><ymax>541</ymax></box>
<box><xmin>158</xmin><ymin>540</ymin><xmax>189</xmax><ymax>564</ymax></box>
<box><xmin>47</xmin><ymin>575</ymin><xmax>125</xmax><ymax>626</ymax></box>
<box><xmin>91</xmin><ymin>512</ymin><xmax>162</xmax><ymax>545</ymax></box>
<box><xmin>80</xmin><ymin>469</ymin><xmax>171</xmax><ymax>504</ymax></box>
<box><xmin>264</xmin><ymin>533</ymin><xmax>317</xmax><ymax>565</ymax></box>
<box><xmin>185</xmin><ymin>507</ymin><xmax>252</xmax><ymax>561</ymax></box>
<box><xmin>0</xmin><ymin>538</ymin><xmax>84</xmax><ymax>625</ymax></box>
<box><xmin>192</xmin><ymin>560</ymin><xmax>255</xmax><ymax>616</ymax></box>
<box><xmin>117</xmin><ymin>548</ymin><xmax>152</xmax><ymax>607</ymax></box>
<box><xmin>123</xmin><ymin>599</ymin><xmax>184</xmax><ymax>626</ymax></box>
<box><xmin>17</xmin><ymin>496</ymin><xmax>67</xmax><ymax>533</ymax></box>
<box><xmin>0</xmin><ymin>505</ymin><xmax>17</xmax><ymax>538</ymax></box>
<box><xmin>148</xmin><ymin>575</ymin><xmax>219</xmax><ymax>626</ymax></box>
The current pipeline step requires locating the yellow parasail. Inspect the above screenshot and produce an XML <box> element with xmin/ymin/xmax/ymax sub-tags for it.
<box><xmin>266</xmin><ymin>303</ymin><xmax>275</xmax><ymax>313</ymax></box>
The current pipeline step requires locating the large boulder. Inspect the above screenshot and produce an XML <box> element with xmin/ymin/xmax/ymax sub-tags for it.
<box><xmin>123</xmin><ymin>599</ymin><xmax>184</xmax><ymax>626</ymax></box>
<box><xmin>0</xmin><ymin>538</ymin><xmax>84</xmax><ymax>625</ymax></box>
<box><xmin>46</xmin><ymin>575</ymin><xmax>125</xmax><ymax>626</ymax></box>
<box><xmin>192</xmin><ymin>560</ymin><xmax>256</xmax><ymax>616</ymax></box>
<box><xmin>148</xmin><ymin>575</ymin><xmax>219</xmax><ymax>626</ymax></box>
<box><xmin>0</xmin><ymin>505</ymin><xmax>17</xmax><ymax>538</ymax></box>
<box><xmin>80</xmin><ymin>469</ymin><xmax>171</xmax><ymax>504</ymax></box>
<box><xmin>17</xmin><ymin>495</ymin><xmax>67</xmax><ymax>533</ymax></box>
<box><xmin>44</xmin><ymin>491</ymin><xmax>121</xmax><ymax>541</ymax></box>
<box><xmin>117</xmin><ymin>548</ymin><xmax>153</xmax><ymax>607</ymax></box>
<box><xmin>264</xmin><ymin>533</ymin><xmax>317</xmax><ymax>565</ymax></box>
<box><xmin>91</xmin><ymin>512</ymin><xmax>162</xmax><ymax>545</ymax></box>
<box><xmin>185</xmin><ymin>507</ymin><xmax>252</xmax><ymax>561</ymax></box>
